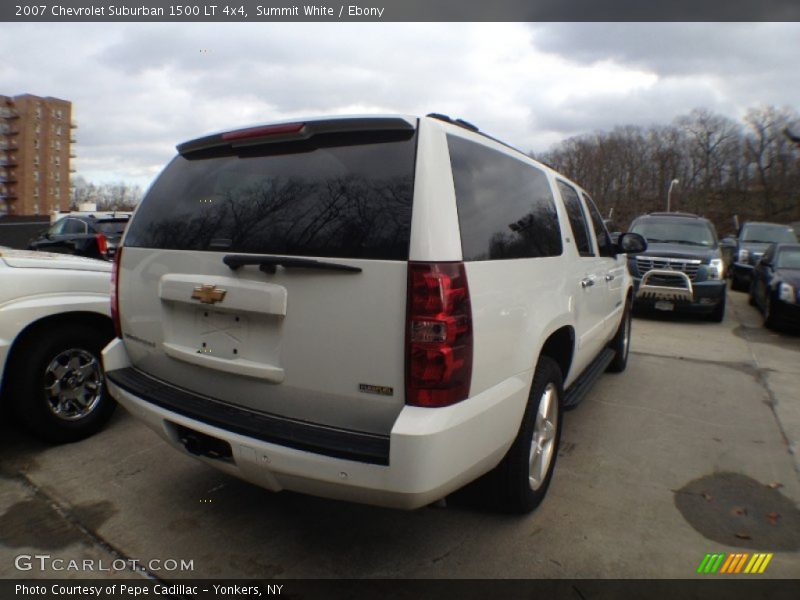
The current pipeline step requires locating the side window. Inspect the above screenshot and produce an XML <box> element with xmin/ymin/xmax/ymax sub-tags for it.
<box><xmin>557</xmin><ymin>181</ymin><xmax>594</xmax><ymax>257</ymax></box>
<box><xmin>583</xmin><ymin>193</ymin><xmax>614</xmax><ymax>258</ymax></box>
<box><xmin>48</xmin><ymin>219</ymin><xmax>66</xmax><ymax>235</ymax></box>
<box><xmin>62</xmin><ymin>219</ymin><xmax>87</xmax><ymax>235</ymax></box>
<box><xmin>447</xmin><ymin>135</ymin><xmax>562</xmax><ymax>261</ymax></box>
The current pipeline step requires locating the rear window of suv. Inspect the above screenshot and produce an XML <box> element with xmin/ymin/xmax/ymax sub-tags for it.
<box><xmin>124</xmin><ymin>130</ymin><xmax>417</xmax><ymax>261</ymax></box>
<box><xmin>447</xmin><ymin>135</ymin><xmax>562</xmax><ymax>261</ymax></box>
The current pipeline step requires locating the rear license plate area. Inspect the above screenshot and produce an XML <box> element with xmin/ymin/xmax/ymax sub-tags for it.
<box><xmin>172</xmin><ymin>423</ymin><xmax>233</xmax><ymax>463</ymax></box>
<box><xmin>654</xmin><ymin>300</ymin><xmax>675</xmax><ymax>311</ymax></box>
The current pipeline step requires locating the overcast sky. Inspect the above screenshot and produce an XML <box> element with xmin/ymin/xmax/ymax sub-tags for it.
<box><xmin>2</xmin><ymin>22</ymin><xmax>799</xmax><ymax>189</ymax></box>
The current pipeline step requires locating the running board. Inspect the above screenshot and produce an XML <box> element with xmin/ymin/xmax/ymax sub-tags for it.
<box><xmin>563</xmin><ymin>348</ymin><xmax>616</xmax><ymax>410</ymax></box>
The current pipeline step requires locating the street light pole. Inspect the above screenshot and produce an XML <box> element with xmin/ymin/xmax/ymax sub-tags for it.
<box><xmin>667</xmin><ymin>178</ymin><xmax>679</xmax><ymax>212</ymax></box>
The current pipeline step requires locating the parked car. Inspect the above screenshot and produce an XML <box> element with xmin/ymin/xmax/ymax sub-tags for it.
<box><xmin>102</xmin><ymin>114</ymin><xmax>646</xmax><ymax>513</ymax></box>
<box><xmin>727</xmin><ymin>222</ymin><xmax>798</xmax><ymax>292</ymax></box>
<box><xmin>749</xmin><ymin>243</ymin><xmax>800</xmax><ymax>330</ymax></box>
<box><xmin>29</xmin><ymin>213</ymin><xmax>131</xmax><ymax>261</ymax></box>
<box><xmin>628</xmin><ymin>212</ymin><xmax>727</xmax><ymax>321</ymax></box>
<box><xmin>0</xmin><ymin>249</ymin><xmax>116</xmax><ymax>442</ymax></box>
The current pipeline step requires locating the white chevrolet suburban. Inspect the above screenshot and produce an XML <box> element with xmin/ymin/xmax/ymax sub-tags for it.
<box><xmin>0</xmin><ymin>249</ymin><xmax>116</xmax><ymax>442</ymax></box>
<box><xmin>103</xmin><ymin>114</ymin><xmax>646</xmax><ymax>512</ymax></box>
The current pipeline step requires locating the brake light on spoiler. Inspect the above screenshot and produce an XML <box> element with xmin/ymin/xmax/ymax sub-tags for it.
<box><xmin>221</xmin><ymin>122</ymin><xmax>305</xmax><ymax>141</ymax></box>
<box><xmin>406</xmin><ymin>262</ymin><xmax>473</xmax><ymax>407</ymax></box>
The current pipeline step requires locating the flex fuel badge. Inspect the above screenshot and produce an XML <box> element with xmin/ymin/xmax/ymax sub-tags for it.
<box><xmin>359</xmin><ymin>384</ymin><xmax>394</xmax><ymax>396</ymax></box>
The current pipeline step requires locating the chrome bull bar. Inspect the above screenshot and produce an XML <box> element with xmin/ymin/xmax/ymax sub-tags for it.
<box><xmin>636</xmin><ymin>269</ymin><xmax>694</xmax><ymax>302</ymax></box>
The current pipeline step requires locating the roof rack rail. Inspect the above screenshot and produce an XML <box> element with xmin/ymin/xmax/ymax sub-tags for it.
<box><xmin>426</xmin><ymin>113</ymin><xmax>479</xmax><ymax>132</ymax></box>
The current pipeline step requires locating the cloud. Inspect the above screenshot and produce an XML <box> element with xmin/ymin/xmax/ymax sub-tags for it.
<box><xmin>1</xmin><ymin>22</ymin><xmax>799</xmax><ymax>187</ymax></box>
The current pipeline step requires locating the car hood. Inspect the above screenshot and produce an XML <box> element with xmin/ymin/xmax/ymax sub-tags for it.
<box><xmin>775</xmin><ymin>267</ymin><xmax>800</xmax><ymax>287</ymax></box>
<box><xmin>0</xmin><ymin>248</ymin><xmax>112</xmax><ymax>272</ymax></box>
<box><xmin>635</xmin><ymin>242</ymin><xmax>718</xmax><ymax>262</ymax></box>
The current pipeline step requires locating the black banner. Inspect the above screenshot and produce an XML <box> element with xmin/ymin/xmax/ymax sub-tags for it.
<box><xmin>3</xmin><ymin>0</ymin><xmax>800</xmax><ymax>22</ymax></box>
<box><xmin>3</xmin><ymin>579</ymin><xmax>800</xmax><ymax>600</ymax></box>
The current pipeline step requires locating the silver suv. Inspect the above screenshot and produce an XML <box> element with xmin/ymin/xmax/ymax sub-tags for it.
<box><xmin>103</xmin><ymin>114</ymin><xmax>645</xmax><ymax>512</ymax></box>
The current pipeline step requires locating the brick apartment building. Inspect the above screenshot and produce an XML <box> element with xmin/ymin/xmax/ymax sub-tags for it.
<box><xmin>0</xmin><ymin>94</ymin><xmax>75</xmax><ymax>216</ymax></box>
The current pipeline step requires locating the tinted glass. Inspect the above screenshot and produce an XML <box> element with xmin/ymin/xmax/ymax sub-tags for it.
<box><xmin>95</xmin><ymin>220</ymin><xmax>128</xmax><ymax>235</ymax></box>
<box><xmin>776</xmin><ymin>247</ymin><xmax>800</xmax><ymax>269</ymax></box>
<box><xmin>62</xmin><ymin>219</ymin><xmax>86</xmax><ymax>234</ymax></box>
<box><xmin>447</xmin><ymin>135</ymin><xmax>562</xmax><ymax>261</ymax></box>
<box><xmin>48</xmin><ymin>219</ymin><xmax>66</xmax><ymax>235</ymax></box>
<box><xmin>558</xmin><ymin>181</ymin><xmax>593</xmax><ymax>257</ymax></box>
<box><xmin>741</xmin><ymin>224</ymin><xmax>798</xmax><ymax>244</ymax></box>
<box><xmin>630</xmin><ymin>218</ymin><xmax>716</xmax><ymax>247</ymax></box>
<box><xmin>125</xmin><ymin>131</ymin><xmax>417</xmax><ymax>260</ymax></box>
<box><xmin>583</xmin><ymin>193</ymin><xmax>613</xmax><ymax>257</ymax></box>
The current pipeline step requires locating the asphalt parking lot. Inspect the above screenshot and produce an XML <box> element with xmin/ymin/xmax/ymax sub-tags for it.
<box><xmin>1</xmin><ymin>290</ymin><xmax>798</xmax><ymax>580</ymax></box>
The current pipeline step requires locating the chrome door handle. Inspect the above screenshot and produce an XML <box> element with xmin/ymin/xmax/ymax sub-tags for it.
<box><xmin>581</xmin><ymin>277</ymin><xmax>595</xmax><ymax>288</ymax></box>
<box><xmin>605</xmin><ymin>274</ymin><xmax>615</xmax><ymax>282</ymax></box>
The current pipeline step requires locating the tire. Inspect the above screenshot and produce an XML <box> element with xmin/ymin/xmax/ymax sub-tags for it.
<box><xmin>493</xmin><ymin>356</ymin><xmax>563</xmax><ymax>514</ymax></box>
<box><xmin>607</xmin><ymin>299</ymin><xmax>632</xmax><ymax>373</ymax></box>
<box><xmin>7</xmin><ymin>322</ymin><xmax>116</xmax><ymax>443</ymax></box>
<box><xmin>708</xmin><ymin>293</ymin><xmax>726</xmax><ymax>323</ymax></box>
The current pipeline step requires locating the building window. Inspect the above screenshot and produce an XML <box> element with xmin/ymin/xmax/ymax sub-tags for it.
<box><xmin>33</xmin><ymin>170</ymin><xmax>39</xmax><ymax>182</ymax></box>
<box><xmin>55</xmin><ymin>157</ymin><xmax>60</xmax><ymax>167</ymax></box>
<box><xmin>55</xmin><ymin>141</ymin><xmax>61</xmax><ymax>151</ymax></box>
<box><xmin>34</xmin><ymin>139</ymin><xmax>39</xmax><ymax>149</ymax></box>
<box><xmin>56</xmin><ymin>126</ymin><xmax>62</xmax><ymax>136</ymax></box>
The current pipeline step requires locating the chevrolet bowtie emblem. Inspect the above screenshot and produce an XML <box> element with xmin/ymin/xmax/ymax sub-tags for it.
<box><xmin>191</xmin><ymin>284</ymin><xmax>227</xmax><ymax>304</ymax></box>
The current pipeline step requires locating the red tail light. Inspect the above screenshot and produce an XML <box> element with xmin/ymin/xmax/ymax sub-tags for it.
<box><xmin>110</xmin><ymin>247</ymin><xmax>122</xmax><ymax>338</ymax></box>
<box><xmin>95</xmin><ymin>233</ymin><xmax>108</xmax><ymax>257</ymax></box>
<box><xmin>406</xmin><ymin>262</ymin><xmax>473</xmax><ymax>407</ymax></box>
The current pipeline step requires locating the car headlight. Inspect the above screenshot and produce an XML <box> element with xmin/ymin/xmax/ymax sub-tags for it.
<box><xmin>778</xmin><ymin>282</ymin><xmax>796</xmax><ymax>304</ymax></box>
<box><xmin>708</xmin><ymin>258</ymin><xmax>724</xmax><ymax>280</ymax></box>
<box><xmin>738</xmin><ymin>248</ymin><xmax>749</xmax><ymax>263</ymax></box>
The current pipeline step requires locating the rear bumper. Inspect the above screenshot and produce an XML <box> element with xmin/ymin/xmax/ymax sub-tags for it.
<box><xmin>102</xmin><ymin>338</ymin><xmax>529</xmax><ymax>509</ymax></box>
<box><xmin>632</xmin><ymin>277</ymin><xmax>726</xmax><ymax>313</ymax></box>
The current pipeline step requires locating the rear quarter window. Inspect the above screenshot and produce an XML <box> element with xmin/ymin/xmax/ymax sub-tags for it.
<box><xmin>447</xmin><ymin>135</ymin><xmax>562</xmax><ymax>261</ymax></box>
<box><xmin>124</xmin><ymin>130</ymin><xmax>417</xmax><ymax>261</ymax></box>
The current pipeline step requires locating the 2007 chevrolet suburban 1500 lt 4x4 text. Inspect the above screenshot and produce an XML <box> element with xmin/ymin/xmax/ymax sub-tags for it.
<box><xmin>102</xmin><ymin>114</ymin><xmax>646</xmax><ymax>512</ymax></box>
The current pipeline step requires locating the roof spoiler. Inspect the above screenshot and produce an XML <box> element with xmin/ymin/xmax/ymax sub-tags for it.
<box><xmin>177</xmin><ymin>117</ymin><xmax>416</xmax><ymax>156</ymax></box>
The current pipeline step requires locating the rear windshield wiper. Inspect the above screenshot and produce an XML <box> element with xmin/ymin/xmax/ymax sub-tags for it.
<box><xmin>223</xmin><ymin>254</ymin><xmax>362</xmax><ymax>274</ymax></box>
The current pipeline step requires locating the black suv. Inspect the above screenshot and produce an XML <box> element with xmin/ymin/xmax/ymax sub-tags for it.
<box><xmin>29</xmin><ymin>214</ymin><xmax>130</xmax><ymax>260</ymax></box>
<box><xmin>726</xmin><ymin>222</ymin><xmax>798</xmax><ymax>292</ymax></box>
<box><xmin>628</xmin><ymin>212</ymin><xmax>727</xmax><ymax>322</ymax></box>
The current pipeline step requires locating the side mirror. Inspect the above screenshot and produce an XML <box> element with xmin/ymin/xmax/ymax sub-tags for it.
<box><xmin>719</xmin><ymin>237</ymin><xmax>736</xmax><ymax>248</ymax></box>
<box><xmin>615</xmin><ymin>232</ymin><xmax>647</xmax><ymax>255</ymax></box>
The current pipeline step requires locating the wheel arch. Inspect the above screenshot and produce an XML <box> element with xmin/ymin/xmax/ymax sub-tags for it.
<box><xmin>537</xmin><ymin>325</ymin><xmax>575</xmax><ymax>383</ymax></box>
<box><xmin>1</xmin><ymin>311</ymin><xmax>114</xmax><ymax>402</ymax></box>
